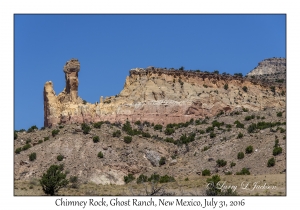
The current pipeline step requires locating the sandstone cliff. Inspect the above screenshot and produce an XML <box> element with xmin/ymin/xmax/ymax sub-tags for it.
<box><xmin>44</xmin><ymin>59</ymin><xmax>286</xmax><ymax>127</ymax></box>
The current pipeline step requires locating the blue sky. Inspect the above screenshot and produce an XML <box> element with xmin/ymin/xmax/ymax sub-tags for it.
<box><xmin>14</xmin><ymin>14</ymin><xmax>286</xmax><ymax>130</ymax></box>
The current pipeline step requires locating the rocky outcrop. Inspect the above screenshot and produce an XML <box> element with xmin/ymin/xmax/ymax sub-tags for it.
<box><xmin>44</xmin><ymin>59</ymin><xmax>286</xmax><ymax>127</ymax></box>
<box><xmin>247</xmin><ymin>58</ymin><xmax>286</xmax><ymax>76</ymax></box>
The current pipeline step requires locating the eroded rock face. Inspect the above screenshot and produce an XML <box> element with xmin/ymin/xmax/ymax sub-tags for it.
<box><xmin>63</xmin><ymin>58</ymin><xmax>80</xmax><ymax>102</ymax></box>
<box><xmin>247</xmin><ymin>58</ymin><xmax>286</xmax><ymax>76</ymax></box>
<box><xmin>44</xmin><ymin>58</ymin><xmax>286</xmax><ymax>127</ymax></box>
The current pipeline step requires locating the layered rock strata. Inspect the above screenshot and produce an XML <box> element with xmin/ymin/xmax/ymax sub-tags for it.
<box><xmin>44</xmin><ymin>59</ymin><xmax>286</xmax><ymax>127</ymax></box>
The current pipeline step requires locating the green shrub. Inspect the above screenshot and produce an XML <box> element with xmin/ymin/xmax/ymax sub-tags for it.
<box><xmin>234</xmin><ymin>121</ymin><xmax>244</xmax><ymax>128</ymax></box>
<box><xmin>267</xmin><ymin>157</ymin><xmax>275</xmax><ymax>167</ymax></box>
<box><xmin>226</xmin><ymin>124</ymin><xmax>232</xmax><ymax>128</ymax></box>
<box><xmin>164</xmin><ymin>137</ymin><xmax>175</xmax><ymax>143</ymax></box>
<box><xmin>245</xmin><ymin>145</ymin><xmax>253</xmax><ymax>154</ymax></box>
<box><xmin>236</xmin><ymin>168</ymin><xmax>250</xmax><ymax>175</ymax></box>
<box><xmin>159</xmin><ymin>175</ymin><xmax>175</xmax><ymax>183</ymax></box>
<box><xmin>97</xmin><ymin>151</ymin><xmax>103</xmax><ymax>158</ymax></box>
<box><xmin>210</xmin><ymin>132</ymin><xmax>216</xmax><ymax>138</ymax></box>
<box><xmin>154</xmin><ymin>124</ymin><xmax>163</xmax><ymax>131</ymax></box>
<box><xmin>93</xmin><ymin>121</ymin><xmax>104</xmax><ymax>129</ymax></box>
<box><xmin>256</xmin><ymin>116</ymin><xmax>261</xmax><ymax>119</ymax></box>
<box><xmin>199</xmin><ymin>130</ymin><xmax>205</xmax><ymax>134</ymax></box>
<box><xmin>136</xmin><ymin>174</ymin><xmax>148</xmax><ymax>184</ymax></box>
<box><xmin>59</xmin><ymin>125</ymin><xmax>64</xmax><ymax>129</ymax></box>
<box><xmin>134</xmin><ymin>121</ymin><xmax>141</xmax><ymax>125</ymax></box>
<box><xmin>164</xmin><ymin>128</ymin><xmax>175</xmax><ymax>135</ymax></box>
<box><xmin>93</xmin><ymin>136</ymin><xmax>99</xmax><ymax>143</ymax></box>
<box><xmin>112</xmin><ymin>130</ymin><xmax>121</xmax><ymax>137</ymax></box>
<box><xmin>44</xmin><ymin>136</ymin><xmax>50</xmax><ymax>141</ymax></box>
<box><xmin>224</xmin><ymin>84</ymin><xmax>228</xmax><ymax>90</ymax></box>
<box><xmin>29</xmin><ymin>152</ymin><xmax>36</xmax><ymax>161</ymax></box>
<box><xmin>202</xmin><ymin>169</ymin><xmax>211</xmax><ymax>176</ymax></box>
<box><xmin>22</xmin><ymin>144</ymin><xmax>31</xmax><ymax>151</ymax></box>
<box><xmin>52</xmin><ymin>129</ymin><xmax>60</xmax><ymax>137</ymax></box>
<box><xmin>26</xmin><ymin>139</ymin><xmax>32</xmax><ymax>144</ymax></box>
<box><xmin>237</xmin><ymin>152</ymin><xmax>244</xmax><ymax>159</ymax></box>
<box><xmin>148</xmin><ymin>173</ymin><xmax>160</xmax><ymax>183</ymax></box>
<box><xmin>27</xmin><ymin>125</ymin><xmax>38</xmax><ymax>133</ymax></box>
<box><xmin>242</xmin><ymin>108</ymin><xmax>249</xmax><ymax>112</ymax></box>
<box><xmin>237</xmin><ymin>132</ymin><xmax>243</xmax><ymax>139</ymax></box>
<box><xmin>57</xmin><ymin>155</ymin><xmax>64</xmax><ymax>161</ymax></box>
<box><xmin>177</xmin><ymin>133</ymin><xmax>196</xmax><ymax>145</ymax></box>
<box><xmin>124</xmin><ymin>174</ymin><xmax>135</xmax><ymax>184</ymax></box>
<box><xmin>81</xmin><ymin>123</ymin><xmax>91</xmax><ymax>134</ymax></box>
<box><xmin>212</xmin><ymin>120</ymin><xmax>224</xmax><ymax>128</ymax></box>
<box><xmin>225</xmin><ymin>171</ymin><xmax>232</xmax><ymax>175</ymax></box>
<box><xmin>247</xmin><ymin>123</ymin><xmax>257</xmax><ymax>133</ymax></box>
<box><xmin>242</xmin><ymin>86</ymin><xmax>248</xmax><ymax>92</ymax></box>
<box><xmin>185</xmin><ymin>177</ymin><xmax>189</xmax><ymax>181</ymax></box>
<box><xmin>15</xmin><ymin>147</ymin><xmax>22</xmax><ymax>154</ymax></box>
<box><xmin>142</xmin><ymin>132</ymin><xmax>151</xmax><ymax>138</ymax></box>
<box><xmin>159</xmin><ymin>157</ymin><xmax>166</xmax><ymax>166</ymax></box>
<box><xmin>14</xmin><ymin>131</ymin><xmax>18</xmax><ymax>140</ymax></box>
<box><xmin>40</xmin><ymin>165</ymin><xmax>69</xmax><ymax>196</ymax></box>
<box><xmin>38</xmin><ymin>140</ymin><xmax>43</xmax><ymax>144</ymax></box>
<box><xmin>124</xmin><ymin>136</ymin><xmax>132</xmax><ymax>144</ymax></box>
<box><xmin>277</xmin><ymin>112</ymin><xmax>283</xmax><ymax>117</ymax></box>
<box><xmin>273</xmin><ymin>147</ymin><xmax>282</xmax><ymax>156</ymax></box>
<box><xmin>206</xmin><ymin>126</ymin><xmax>214</xmax><ymax>133</ymax></box>
<box><xmin>230</xmin><ymin>162</ymin><xmax>236</xmax><ymax>168</ymax></box>
<box><xmin>216</xmin><ymin>159</ymin><xmax>227</xmax><ymax>167</ymax></box>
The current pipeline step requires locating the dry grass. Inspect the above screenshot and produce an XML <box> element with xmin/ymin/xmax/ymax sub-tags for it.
<box><xmin>14</xmin><ymin>173</ymin><xmax>285</xmax><ymax>196</ymax></box>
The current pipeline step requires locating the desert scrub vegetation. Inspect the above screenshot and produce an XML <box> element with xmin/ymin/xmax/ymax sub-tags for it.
<box><xmin>124</xmin><ymin>174</ymin><xmax>135</xmax><ymax>184</ymax></box>
<box><xmin>237</xmin><ymin>132</ymin><xmax>243</xmax><ymax>139</ymax></box>
<box><xmin>97</xmin><ymin>151</ymin><xmax>104</xmax><ymax>158</ymax></box>
<box><xmin>236</xmin><ymin>168</ymin><xmax>250</xmax><ymax>175</ymax></box>
<box><xmin>14</xmin><ymin>131</ymin><xmax>18</xmax><ymax>140</ymax></box>
<box><xmin>230</xmin><ymin>162</ymin><xmax>236</xmax><ymax>168</ymax></box>
<box><xmin>247</xmin><ymin>121</ymin><xmax>284</xmax><ymax>133</ymax></box>
<box><xmin>273</xmin><ymin>146</ymin><xmax>282</xmax><ymax>156</ymax></box>
<box><xmin>267</xmin><ymin>157</ymin><xmax>275</xmax><ymax>167</ymax></box>
<box><xmin>242</xmin><ymin>86</ymin><xmax>248</xmax><ymax>92</ymax></box>
<box><xmin>57</xmin><ymin>155</ymin><xmax>64</xmax><ymax>161</ymax></box>
<box><xmin>40</xmin><ymin>164</ymin><xmax>69</xmax><ymax>196</ymax></box>
<box><xmin>27</xmin><ymin>125</ymin><xmax>38</xmax><ymax>133</ymax></box>
<box><xmin>22</xmin><ymin>144</ymin><xmax>31</xmax><ymax>151</ymax></box>
<box><xmin>245</xmin><ymin>115</ymin><xmax>255</xmax><ymax>121</ymax></box>
<box><xmin>81</xmin><ymin>123</ymin><xmax>91</xmax><ymax>134</ymax></box>
<box><xmin>44</xmin><ymin>136</ymin><xmax>49</xmax><ymax>141</ymax></box>
<box><xmin>210</xmin><ymin>132</ymin><xmax>216</xmax><ymax>138</ymax></box>
<box><xmin>159</xmin><ymin>157</ymin><xmax>166</xmax><ymax>166</ymax></box>
<box><xmin>216</xmin><ymin>159</ymin><xmax>227</xmax><ymax>167</ymax></box>
<box><xmin>245</xmin><ymin>145</ymin><xmax>253</xmax><ymax>154</ymax></box>
<box><xmin>277</xmin><ymin>112</ymin><xmax>283</xmax><ymax>117</ymax></box>
<box><xmin>154</xmin><ymin>124</ymin><xmax>163</xmax><ymax>131</ymax></box>
<box><xmin>224</xmin><ymin>83</ymin><xmax>228</xmax><ymax>90</ymax></box>
<box><xmin>15</xmin><ymin>147</ymin><xmax>22</xmax><ymax>154</ymax></box>
<box><xmin>52</xmin><ymin>129</ymin><xmax>60</xmax><ymax>137</ymax></box>
<box><xmin>234</xmin><ymin>120</ymin><xmax>244</xmax><ymax>128</ymax></box>
<box><xmin>136</xmin><ymin>174</ymin><xmax>148</xmax><ymax>184</ymax></box>
<box><xmin>93</xmin><ymin>121</ymin><xmax>104</xmax><ymax>128</ymax></box>
<box><xmin>159</xmin><ymin>175</ymin><xmax>175</xmax><ymax>183</ymax></box>
<box><xmin>124</xmin><ymin>136</ymin><xmax>132</xmax><ymax>144</ymax></box>
<box><xmin>212</xmin><ymin>120</ymin><xmax>224</xmax><ymax>128</ymax></box>
<box><xmin>112</xmin><ymin>130</ymin><xmax>121</xmax><ymax>137</ymax></box>
<box><xmin>164</xmin><ymin>127</ymin><xmax>175</xmax><ymax>135</ymax></box>
<box><xmin>29</xmin><ymin>152</ymin><xmax>36</xmax><ymax>161</ymax></box>
<box><xmin>202</xmin><ymin>169</ymin><xmax>211</xmax><ymax>176</ymax></box>
<box><xmin>237</xmin><ymin>152</ymin><xmax>245</xmax><ymax>159</ymax></box>
<box><xmin>93</xmin><ymin>136</ymin><xmax>99</xmax><ymax>143</ymax></box>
